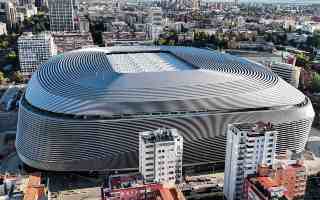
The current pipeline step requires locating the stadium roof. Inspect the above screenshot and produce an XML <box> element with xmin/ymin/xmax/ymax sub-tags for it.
<box><xmin>24</xmin><ymin>46</ymin><xmax>306</xmax><ymax>116</ymax></box>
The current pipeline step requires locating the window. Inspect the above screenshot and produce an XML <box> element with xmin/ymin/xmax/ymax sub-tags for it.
<box><xmin>146</xmin><ymin>163</ymin><xmax>154</xmax><ymax>166</ymax></box>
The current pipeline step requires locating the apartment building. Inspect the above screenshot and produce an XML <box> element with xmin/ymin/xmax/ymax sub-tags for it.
<box><xmin>0</xmin><ymin>0</ymin><xmax>17</xmax><ymax>31</ymax></box>
<box><xmin>52</xmin><ymin>32</ymin><xmax>93</xmax><ymax>53</ymax></box>
<box><xmin>18</xmin><ymin>32</ymin><xmax>57</xmax><ymax>78</ymax></box>
<box><xmin>224</xmin><ymin>122</ymin><xmax>278</xmax><ymax>200</ymax></box>
<box><xmin>148</xmin><ymin>7</ymin><xmax>163</xmax><ymax>40</ymax></box>
<box><xmin>139</xmin><ymin>128</ymin><xmax>183</xmax><ymax>184</ymax></box>
<box><xmin>274</xmin><ymin>160</ymin><xmax>307</xmax><ymax>200</ymax></box>
<box><xmin>48</xmin><ymin>0</ymin><xmax>77</xmax><ymax>32</ymax></box>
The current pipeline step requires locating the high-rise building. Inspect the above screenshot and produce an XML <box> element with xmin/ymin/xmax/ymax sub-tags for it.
<box><xmin>274</xmin><ymin>160</ymin><xmax>307</xmax><ymax>200</ymax></box>
<box><xmin>139</xmin><ymin>128</ymin><xmax>183</xmax><ymax>184</ymax></box>
<box><xmin>18</xmin><ymin>32</ymin><xmax>57</xmax><ymax>78</ymax></box>
<box><xmin>79</xmin><ymin>15</ymin><xmax>89</xmax><ymax>33</ymax></box>
<box><xmin>148</xmin><ymin>7</ymin><xmax>162</xmax><ymax>41</ymax></box>
<box><xmin>224</xmin><ymin>122</ymin><xmax>278</xmax><ymax>200</ymax></box>
<box><xmin>270</xmin><ymin>62</ymin><xmax>301</xmax><ymax>89</ymax></box>
<box><xmin>0</xmin><ymin>0</ymin><xmax>17</xmax><ymax>32</ymax></box>
<box><xmin>48</xmin><ymin>0</ymin><xmax>78</xmax><ymax>32</ymax></box>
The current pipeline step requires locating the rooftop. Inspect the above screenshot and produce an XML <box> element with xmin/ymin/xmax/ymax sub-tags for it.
<box><xmin>257</xmin><ymin>177</ymin><xmax>279</xmax><ymax>188</ymax></box>
<box><xmin>233</xmin><ymin>122</ymin><xmax>276</xmax><ymax>133</ymax></box>
<box><xmin>140</xmin><ymin>128</ymin><xmax>181</xmax><ymax>144</ymax></box>
<box><xmin>24</xmin><ymin>46</ymin><xmax>306</xmax><ymax>116</ymax></box>
<box><xmin>106</xmin><ymin>52</ymin><xmax>193</xmax><ymax>73</ymax></box>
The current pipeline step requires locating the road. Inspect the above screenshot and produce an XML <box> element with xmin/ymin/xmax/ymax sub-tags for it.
<box><xmin>310</xmin><ymin>127</ymin><xmax>320</xmax><ymax>137</ymax></box>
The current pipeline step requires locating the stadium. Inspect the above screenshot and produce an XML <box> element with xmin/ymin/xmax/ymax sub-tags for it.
<box><xmin>16</xmin><ymin>46</ymin><xmax>314</xmax><ymax>171</ymax></box>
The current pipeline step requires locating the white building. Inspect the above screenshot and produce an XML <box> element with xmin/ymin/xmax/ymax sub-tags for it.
<box><xmin>270</xmin><ymin>62</ymin><xmax>301</xmax><ymax>88</ymax></box>
<box><xmin>18</xmin><ymin>32</ymin><xmax>57</xmax><ymax>78</ymax></box>
<box><xmin>0</xmin><ymin>22</ymin><xmax>7</xmax><ymax>35</ymax></box>
<box><xmin>139</xmin><ymin>128</ymin><xmax>183</xmax><ymax>184</ymax></box>
<box><xmin>148</xmin><ymin>7</ymin><xmax>163</xmax><ymax>41</ymax></box>
<box><xmin>224</xmin><ymin>122</ymin><xmax>278</xmax><ymax>200</ymax></box>
<box><xmin>17</xmin><ymin>3</ymin><xmax>38</xmax><ymax>19</ymax></box>
<box><xmin>79</xmin><ymin>15</ymin><xmax>90</xmax><ymax>32</ymax></box>
<box><xmin>0</xmin><ymin>0</ymin><xmax>17</xmax><ymax>31</ymax></box>
<box><xmin>48</xmin><ymin>0</ymin><xmax>78</xmax><ymax>32</ymax></box>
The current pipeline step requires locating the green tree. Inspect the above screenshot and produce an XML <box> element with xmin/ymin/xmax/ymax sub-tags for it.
<box><xmin>159</xmin><ymin>38</ymin><xmax>168</xmax><ymax>45</ymax></box>
<box><xmin>312</xmin><ymin>72</ymin><xmax>320</xmax><ymax>93</ymax></box>
<box><xmin>168</xmin><ymin>40</ymin><xmax>175</xmax><ymax>46</ymax></box>
<box><xmin>0</xmin><ymin>71</ymin><xmax>4</xmax><ymax>83</ymax></box>
<box><xmin>6</xmin><ymin>51</ymin><xmax>16</xmax><ymax>60</ymax></box>
<box><xmin>296</xmin><ymin>53</ymin><xmax>310</xmax><ymax>69</ymax></box>
<box><xmin>11</xmin><ymin>71</ymin><xmax>24</xmax><ymax>83</ymax></box>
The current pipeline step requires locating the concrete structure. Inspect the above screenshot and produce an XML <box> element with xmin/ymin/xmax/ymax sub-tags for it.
<box><xmin>52</xmin><ymin>32</ymin><xmax>93</xmax><ymax>53</ymax></box>
<box><xmin>79</xmin><ymin>15</ymin><xmax>90</xmax><ymax>32</ymax></box>
<box><xmin>103</xmin><ymin>173</ymin><xmax>185</xmax><ymax>200</ymax></box>
<box><xmin>0</xmin><ymin>0</ymin><xmax>17</xmax><ymax>31</ymax></box>
<box><xmin>0</xmin><ymin>22</ymin><xmax>6</xmax><ymax>35</ymax></box>
<box><xmin>17</xmin><ymin>3</ymin><xmax>38</xmax><ymax>19</ymax></box>
<box><xmin>48</xmin><ymin>0</ymin><xmax>77</xmax><ymax>32</ymax></box>
<box><xmin>245</xmin><ymin>176</ymin><xmax>286</xmax><ymax>200</ymax></box>
<box><xmin>16</xmin><ymin>46</ymin><xmax>314</xmax><ymax>171</ymax></box>
<box><xmin>270</xmin><ymin>62</ymin><xmax>301</xmax><ymax>89</ymax></box>
<box><xmin>18</xmin><ymin>32</ymin><xmax>57</xmax><ymax>78</ymax></box>
<box><xmin>149</xmin><ymin>7</ymin><xmax>162</xmax><ymax>41</ymax></box>
<box><xmin>102</xmin><ymin>31</ymin><xmax>149</xmax><ymax>46</ymax></box>
<box><xmin>226</xmin><ymin>50</ymin><xmax>283</xmax><ymax>67</ymax></box>
<box><xmin>306</xmin><ymin>136</ymin><xmax>320</xmax><ymax>158</ymax></box>
<box><xmin>224</xmin><ymin>122</ymin><xmax>278</xmax><ymax>200</ymax></box>
<box><xmin>17</xmin><ymin>0</ymin><xmax>33</xmax><ymax>6</ymax></box>
<box><xmin>274</xmin><ymin>160</ymin><xmax>307</xmax><ymax>200</ymax></box>
<box><xmin>35</xmin><ymin>0</ymin><xmax>47</xmax><ymax>8</ymax></box>
<box><xmin>139</xmin><ymin>128</ymin><xmax>183</xmax><ymax>184</ymax></box>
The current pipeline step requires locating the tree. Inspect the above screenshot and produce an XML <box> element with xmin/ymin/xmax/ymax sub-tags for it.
<box><xmin>311</xmin><ymin>72</ymin><xmax>320</xmax><ymax>93</ymax></box>
<box><xmin>306</xmin><ymin>31</ymin><xmax>320</xmax><ymax>49</ymax></box>
<box><xmin>168</xmin><ymin>40</ymin><xmax>175</xmax><ymax>46</ymax></box>
<box><xmin>159</xmin><ymin>38</ymin><xmax>168</xmax><ymax>45</ymax></box>
<box><xmin>6</xmin><ymin>51</ymin><xmax>16</xmax><ymax>60</ymax></box>
<box><xmin>0</xmin><ymin>71</ymin><xmax>4</xmax><ymax>83</ymax></box>
<box><xmin>296</xmin><ymin>53</ymin><xmax>310</xmax><ymax>69</ymax></box>
<box><xmin>11</xmin><ymin>71</ymin><xmax>24</xmax><ymax>83</ymax></box>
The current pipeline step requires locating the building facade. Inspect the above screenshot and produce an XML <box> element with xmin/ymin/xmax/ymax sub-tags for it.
<box><xmin>0</xmin><ymin>0</ymin><xmax>17</xmax><ymax>32</ymax></box>
<box><xmin>15</xmin><ymin>46</ymin><xmax>314</xmax><ymax>171</ymax></box>
<box><xmin>0</xmin><ymin>22</ymin><xmax>7</xmax><ymax>35</ymax></box>
<box><xmin>274</xmin><ymin>161</ymin><xmax>307</xmax><ymax>200</ymax></box>
<box><xmin>224</xmin><ymin>122</ymin><xmax>278</xmax><ymax>200</ymax></box>
<box><xmin>148</xmin><ymin>7</ymin><xmax>162</xmax><ymax>41</ymax></box>
<box><xmin>139</xmin><ymin>128</ymin><xmax>183</xmax><ymax>184</ymax></box>
<box><xmin>244</xmin><ymin>176</ymin><xmax>286</xmax><ymax>200</ymax></box>
<box><xmin>52</xmin><ymin>32</ymin><xmax>93</xmax><ymax>53</ymax></box>
<box><xmin>18</xmin><ymin>32</ymin><xmax>57</xmax><ymax>78</ymax></box>
<box><xmin>270</xmin><ymin>62</ymin><xmax>301</xmax><ymax>89</ymax></box>
<box><xmin>48</xmin><ymin>0</ymin><xmax>77</xmax><ymax>32</ymax></box>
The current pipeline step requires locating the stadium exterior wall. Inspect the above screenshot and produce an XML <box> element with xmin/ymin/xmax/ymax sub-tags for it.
<box><xmin>16</xmin><ymin>96</ymin><xmax>314</xmax><ymax>171</ymax></box>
